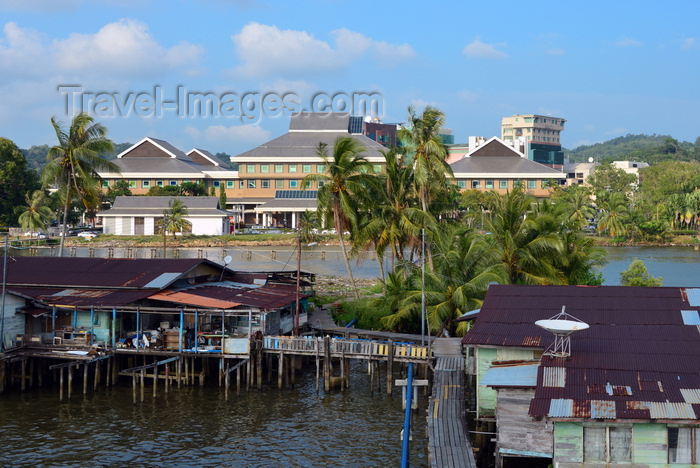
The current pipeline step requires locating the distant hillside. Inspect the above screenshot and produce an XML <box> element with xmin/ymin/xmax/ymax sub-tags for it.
<box><xmin>565</xmin><ymin>134</ymin><xmax>699</xmax><ymax>164</ymax></box>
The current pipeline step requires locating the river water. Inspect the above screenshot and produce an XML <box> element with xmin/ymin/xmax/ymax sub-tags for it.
<box><xmin>4</xmin><ymin>244</ymin><xmax>699</xmax><ymax>467</ymax></box>
<box><xmin>0</xmin><ymin>361</ymin><xmax>428</xmax><ymax>467</ymax></box>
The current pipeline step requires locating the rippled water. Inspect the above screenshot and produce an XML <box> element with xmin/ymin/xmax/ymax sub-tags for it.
<box><xmin>0</xmin><ymin>361</ymin><xmax>428</xmax><ymax>467</ymax></box>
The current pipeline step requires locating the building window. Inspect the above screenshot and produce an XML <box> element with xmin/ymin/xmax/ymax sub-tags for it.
<box><xmin>156</xmin><ymin>180</ymin><xmax>164</xmax><ymax>187</ymax></box>
<box><xmin>584</xmin><ymin>426</ymin><xmax>632</xmax><ymax>463</ymax></box>
<box><xmin>373</xmin><ymin>164</ymin><xmax>382</xmax><ymax>173</ymax></box>
<box><xmin>289</xmin><ymin>164</ymin><xmax>297</xmax><ymax>173</ymax></box>
<box><xmin>213</xmin><ymin>181</ymin><xmax>221</xmax><ymax>188</ymax></box>
<box><xmin>302</xmin><ymin>164</ymin><xmax>312</xmax><ymax>173</ymax></box>
<box><xmin>170</xmin><ymin>180</ymin><xmax>178</xmax><ymax>186</ymax></box>
<box><xmin>485</xmin><ymin>180</ymin><xmax>494</xmax><ymax>189</ymax></box>
<box><xmin>246</xmin><ymin>164</ymin><xmax>256</xmax><ymax>174</ymax></box>
<box><xmin>456</xmin><ymin>180</ymin><xmax>466</xmax><ymax>189</ymax></box>
<box><xmin>527</xmin><ymin>180</ymin><xmax>536</xmax><ymax>189</ymax></box>
<box><xmin>261</xmin><ymin>180</ymin><xmax>270</xmax><ymax>189</ymax></box>
<box><xmin>317</xmin><ymin>180</ymin><xmax>325</xmax><ymax>188</ymax></box>
<box><xmin>289</xmin><ymin>180</ymin><xmax>298</xmax><ymax>188</ymax></box>
<box><xmin>275</xmin><ymin>180</ymin><xmax>284</xmax><ymax>189</ymax></box>
<box><xmin>101</xmin><ymin>180</ymin><xmax>110</xmax><ymax>188</ymax></box>
<box><xmin>471</xmin><ymin>180</ymin><xmax>480</xmax><ymax>189</ymax></box>
<box><xmin>274</xmin><ymin>164</ymin><xmax>284</xmax><ymax>173</ymax></box>
<box><xmin>226</xmin><ymin>181</ymin><xmax>234</xmax><ymax>188</ymax></box>
<box><xmin>247</xmin><ymin>180</ymin><xmax>256</xmax><ymax>189</ymax></box>
<box><xmin>260</xmin><ymin>164</ymin><xmax>269</xmax><ymax>173</ymax></box>
<box><xmin>316</xmin><ymin>164</ymin><xmax>325</xmax><ymax>173</ymax></box>
<box><xmin>239</xmin><ymin>180</ymin><xmax>245</xmax><ymax>189</ymax></box>
<box><xmin>669</xmin><ymin>427</ymin><xmax>697</xmax><ymax>463</ymax></box>
<box><xmin>499</xmin><ymin>180</ymin><xmax>508</xmax><ymax>189</ymax></box>
<box><xmin>128</xmin><ymin>180</ymin><xmax>137</xmax><ymax>189</ymax></box>
<box><xmin>142</xmin><ymin>180</ymin><xmax>150</xmax><ymax>188</ymax></box>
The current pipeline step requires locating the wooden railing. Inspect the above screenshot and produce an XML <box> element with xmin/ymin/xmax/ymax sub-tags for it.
<box><xmin>262</xmin><ymin>336</ymin><xmax>432</xmax><ymax>362</ymax></box>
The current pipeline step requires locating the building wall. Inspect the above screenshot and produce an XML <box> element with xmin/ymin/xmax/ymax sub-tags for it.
<box><xmin>1</xmin><ymin>294</ymin><xmax>25</xmax><ymax>348</ymax></box>
<box><xmin>454</xmin><ymin>178</ymin><xmax>557</xmax><ymax>198</ymax></box>
<box><xmin>496</xmin><ymin>388</ymin><xmax>553</xmax><ymax>457</ymax></box>
<box><xmin>554</xmin><ymin>421</ymin><xmax>683</xmax><ymax>467</ymax></box>
<box><xmin>75</xmin><ymin>310</ymin><xmax>112</xmax><ymax>343</ymax></box>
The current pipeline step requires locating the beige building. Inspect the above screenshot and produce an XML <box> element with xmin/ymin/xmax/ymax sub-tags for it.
<box><xmin>501</xmin><ymin>114</ymin><xmax>565</xmax><ymax>145</ymax></box>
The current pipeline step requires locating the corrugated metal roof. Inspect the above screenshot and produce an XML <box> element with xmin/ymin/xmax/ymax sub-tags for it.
<box><xmin>144</xmin><ymin>273</ymin><xmax>183</xmax><ymax>289</ymax></box>
<box><xmin>481</xmin><ymin>363</ymin><xmax>538</xmax><ymax>388</ymax></box>
<box><xmin>148</xmin><ymin>290</ymin><xmax>241</xmax><ymax>309</ymax></box>
<box><xmin>464</xmin><ymin>285</ymin><xmax>700</xmax><ymax>421</ymax></box>
<box><xmin>10</xmin><ymin>287</ymin><xmax>154</xmax><ymax>308</ymax></box>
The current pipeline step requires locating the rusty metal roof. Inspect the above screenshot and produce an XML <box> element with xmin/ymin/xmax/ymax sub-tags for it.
<box><xmin>464</xmin><ymin>285</ymin><xmax>700</xmax><ymax>421</ymax></box>
<box><xmin>9</xmin><ymin>286</ymin><xmax>155</xmax><ymax>308</ymax></box>
<box><xmin>1</xmin><ymin>257</ymin><xmax>221</xmax><ymax>289</ymax></box>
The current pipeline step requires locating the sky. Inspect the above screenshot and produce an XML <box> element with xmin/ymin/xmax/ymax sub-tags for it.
<box><xmin>1</xmin><ymin>0</ymin><xmax>699</xmax><ymax>156</ymax></box>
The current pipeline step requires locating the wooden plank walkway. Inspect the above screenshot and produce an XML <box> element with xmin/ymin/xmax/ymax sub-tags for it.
<box><xmin>428</xmin><ymin>338</ymin><xmax>476</xmax><ymax>468</ymax></box>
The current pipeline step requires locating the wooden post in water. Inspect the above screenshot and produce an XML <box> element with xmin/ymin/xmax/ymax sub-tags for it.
<box><xmin>256</xmin><ymin>343</ymin><xmax>263</xmax><ymax>390</ymax></box>
<box><xmin>140</xmin><ymin>369</ymin><xmax>145</xmax><ymax>402</ymax></box>
<box><xmin>177</xmin><ymin>358</ymin><xmax>182</xmax><ymax>388</ymax></box>
<box><xmin>67</xmin><ymin>365</ymin><xmax>73</xmax><ymax>399</ymax></box>
<box><xmin>236</xmin><ymin>365</ymin><xmax>241</xmax><ymax>395</ymax></box>
<box><xmin>184</xmin><ymin>358</ymin><xmax>189</xmax><ymax>386</ymax></box>
<box><xmin>340</xmin><ymin>356</ymin><xmax>345</xmax><ymax>392</ymax></box>
<box><xmin>153</xmin><ymin>363</ymin><xmax>158</xmax><ymax>398</ymax></box>
<box><xmin>59</xmin><ymin>367</ymin><xmax>64</xmax><ymax>401</ymax></box>
<box><xmin>323</xmin><ymin>336</ymin><xmax>331</xmax><ymax>392</ymax></box>
<box><xmin>386</xmin><ymin>340</ymin><xmax>394</xmax><ymax>395</ymax></box>
<box><xmin>278</xmin><ymin>352</ymin><xmax>284</xmax><ymax>389</ymax></box>
<box><xmin>165</xmin><ymin>364</ymin><xmax>170</xmax><ymax>394</ymax></box>
<box><xmin>94</xmin><ymin>361</ymin><xmax>100</xmax><ymax>391</ymax></box>
<box><xmin>20</xmin><ymin>358</ymin><xmax>26</xmax><ymax>391</ymax></box>
<box><xmin>289</xmin><ymin>355</ymin><xmax>295</xmax><ymax>389</ymax></box>
<box><xmin>83</xmin><ymin>363</ymin><xmax>88</xmax><ymax>395</ymax></box>
<box><xmin>132</xmin><ymin>373</ymin><xmax>137</xmax><ymax>405</ymax></box>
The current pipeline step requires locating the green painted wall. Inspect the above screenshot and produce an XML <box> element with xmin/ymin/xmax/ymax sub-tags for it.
<box><xmin>554</xmin><ymin>422</ymin><xmax>583</xmax><ymax>463</ymax></box>
<box><xmin>477</xmin><ymin>348</ymin><xmax>497</xmax><ymax>417</ymax></box>
<box><xmin>633</xmin><ymin>423</ymin><xmax>668</xmax><ymax>465</ymax></box>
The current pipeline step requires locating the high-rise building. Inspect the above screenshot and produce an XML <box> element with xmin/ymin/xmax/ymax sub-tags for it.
<box><xmin>501</xmin><ymin>114</ymin><xmax>565</xmax><ymax>169</ymax></box>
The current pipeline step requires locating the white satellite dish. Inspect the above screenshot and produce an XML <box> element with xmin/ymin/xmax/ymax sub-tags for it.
<box><xmin>536</xmin><ymin>306</ymin><xmax>588</xmax><ymax>358</ymax></box>
<box><xmin>535</xmin><ymin>319</ymin><xmax>589</xmax><ymax>335</ymax></box>
<box><xmin>588</xmin><ymin>157</ymin><xmax>594</xmax><ymax>163</ymax></box>
<box><xmin>223</xmin><ymin>255</ymin><xmax>232</xmax><ymax>265</ymax></box>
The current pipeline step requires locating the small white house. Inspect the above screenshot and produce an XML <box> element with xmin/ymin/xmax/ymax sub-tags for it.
<box><xmin>98</xmin><ymin>196</ymin><xmax>230</xmax><ymax>236</ymax></box>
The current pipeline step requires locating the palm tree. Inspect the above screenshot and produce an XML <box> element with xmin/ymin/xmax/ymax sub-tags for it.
<box><xmin>597</xmin><ymin>192</ymin><xmax>629</xmax><ymax>238</ymax></box>
<box><xmin>302</xmin><ymin>137</ymin><xmax>373</xmax><ymax>300</ymax></box>
<box><xmin>558</xmin><ymin>185</ymin><xmax>595</xmax><ymax>229</ymax></box>
<box><xmin>42</xmin><ymin>113</ymin><xmax>119</xmax><ymax>256</ymax></box>
<box><xmin>484</xmin><ymin>188</ymin><xmax>564</xmax><ymax>284</ymax></box>
<box><xmin>381</xmin><ymin>225</ymin><xmax>504</xmax><ymax>336</ymax></box>
<box><xmin>17</xmin><ymin>190</ymin><xmax>53</xmax><ymax>236</ymax></box>
<box><xmin>158</xmin><ymin>198</ymin><xmax>191</xmax><ymax>257</ymax></box>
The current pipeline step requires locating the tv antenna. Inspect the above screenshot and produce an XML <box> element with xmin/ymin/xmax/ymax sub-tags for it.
<box><xmin>535</xmin><ymin>306</ymin><xmax>589</xmax><ymax>358</ymax></box>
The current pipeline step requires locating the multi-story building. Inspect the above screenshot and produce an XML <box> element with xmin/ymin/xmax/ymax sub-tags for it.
<box><xmin>501</xmin><ymin>114</ymin><xmax>565</xmax><ymax>169</ymax></box>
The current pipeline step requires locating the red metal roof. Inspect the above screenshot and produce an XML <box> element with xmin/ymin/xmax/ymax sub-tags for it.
<box><xmin>9</xmin><ymin>286</ymin><xmax>155</xmax><ymax>308</ymax></box>
<box><xmin>464</xmin><ymin>285</ymin><xmax>700</xmax><ymax>421</ymax></box>
<box><xmin>177</xmin><ymin>284</ymin><xmax>308</xmax><ymax>309</ymax></box>
<box><xmin>1</xmin><ymin>257</ymin><xmax>217</xmax><ymax>289</ymax></box>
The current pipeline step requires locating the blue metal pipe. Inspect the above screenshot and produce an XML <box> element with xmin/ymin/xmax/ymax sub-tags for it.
<box><xmin>400</xmin><ymin>362</ymin><xmax>414</xmax><ymax>468</ymax></box>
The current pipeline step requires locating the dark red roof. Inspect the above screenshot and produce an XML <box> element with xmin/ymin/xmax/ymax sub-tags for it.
<box><xmin>1</xmin><ymin>257</ymin><xmax>217</xmax><ymax>289</ymax></box>
<box><xmin>464</xmin><ymin>285</ymin><xmax>700</xmax><ymax>420</ymax></box>
<box><xmin>9</xmin><ymin>286</ymin><xmax>155</xmax><ymax>308</ymax></box>
<box><xmin>179</xmin><ymin>284</ymin><xmax>309</xmax><ymax>309</ymax></box>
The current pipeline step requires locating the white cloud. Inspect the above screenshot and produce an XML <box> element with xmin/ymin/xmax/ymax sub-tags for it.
<box><xmin>0</xmin><ymin>20</ymin><xmax>204</xmax><ymax>82</ymax></box>
<box><xmin>231</xmin><ymin>22</ymin><xmax>415</xmax><ymax>78</ymax></box>
<box><xmin>616</xmin><ymin>37</ymin><xmax>642</xmax><ymax>48</ymax></box>
<box><xmin>682</xmin><ymin>37</ymin><xmax>697</xmax><ymax>49</ymax></box>
<box><xmin>463</xmin><ymin>37</ymin><xmax>508</xmax><ymax>59</ymax></box>
<box><xmin>185</xmin><ymin>124</ymin><xmax>271</xmax><ymax>146</ymax></box>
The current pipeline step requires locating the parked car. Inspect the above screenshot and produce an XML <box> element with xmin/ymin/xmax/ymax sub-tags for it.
<box><xmin>77</xmin><ymin>231</ymin><xmax>98</xmax><ymax>239</ymax></box>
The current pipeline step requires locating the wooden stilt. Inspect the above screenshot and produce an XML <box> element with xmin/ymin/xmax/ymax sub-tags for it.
<box><xmin>184</xmin><ymin>358</ymin><xmax>189</xmax><ymax>386</ymax></box>
<box><xmin>278</xmin><ymin>352</ymin><xmax>284</xmax><ymax>389</ymax></box>
<box><xmin>236</xmin><ymin>365</ymin><xmax>241</xmax><ymax>395</ymax></box>
<box><xmin>83</xmin><ymin>363</ymin><xmax>88</xmax><ymax>395</ymax></box>
<box><xmin>94</xmin><ymin>361</ymin><xmax>100</xmax><ymax>391</ymax></box>
<box><xmin>68</xmin><ymin>365</ymin><xmax>73</xmax><ymax>400</ymax></box>
<box><xmin>59</xmin><ymin>367</ymin><xmax>64</xmax><ymax>402</ymax></box>
<box><xmin>177</xmin><ymin>358</ymin><xmax>182</xmax><ymax>388</ymax></box>
<box><xmin>140</xmin><ymin>369</ymin><xmax>145</xmax><ymax>402</ymax></box>
<box><xmin>153</xmin><ymin>362</ymin><xmax>158</xmax><ymax>398</ymax></box>
<box><xmin>256</xmin><ymin>346</ymin><xmax>263</xmax><ymax>390</ymax></box>
<box><xmin>323</xmin><ymin>336</ymin><xmax>331</xmax><ymax>393</ymax></box>
<box><xmin>289</xmin><ymin>355</ymin><xmax>295</xmax><ymax>389</ymax></box>
<box><xmin>340</xmin><ymin>356</ymin><xmax>345</xmax><ymax>392</ymax></box>
<box><xmin>21</xmin><ymin>359</ymin><xmax>26</xmax><ymax>391</ymax></box>
<box><xmin>267</xmin><ymin>354</ymin><xmax>273</xmax><ymax>383</ymax></box>
<box><xmin>106</xmin><ymin>357</ymin><xmax>111</xmax><ymax>388</ymax></box>
<box><xmin>132</xmin><ymin>373</ymin><xmax>137</xmax><ymax>405</ymax></box>
<box><xmin>386</xmin><ymin>340</ymin><xmax>394</xmax><ymax>395</ymax></box>
<box><xmin>225</xmin><ymin>367</ymin><xmax>230</xmax><ymax>401</ymax></box>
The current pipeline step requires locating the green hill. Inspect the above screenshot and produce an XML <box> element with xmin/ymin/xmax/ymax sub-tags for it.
<box><xmin>565</xmin><ymin>134</ymin><xmax>699</xmax><ymax>164</ymax></box>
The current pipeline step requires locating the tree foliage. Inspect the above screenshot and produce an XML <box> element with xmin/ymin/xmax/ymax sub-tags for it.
<box><xmin>619</xmin><ymin>259</ymin><xmax>662</xmax><ymax>286</ymax></box>
<box><xmin>0</xmin><ymin>138</ymin><xmax>40</xmax><ymax>226</ymax></box>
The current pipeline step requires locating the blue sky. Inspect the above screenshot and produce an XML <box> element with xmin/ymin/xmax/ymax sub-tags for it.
<box><xmin>1</xmin><ymin>0</ymin><xmax>699</xmax><ymax>156</ymax></box>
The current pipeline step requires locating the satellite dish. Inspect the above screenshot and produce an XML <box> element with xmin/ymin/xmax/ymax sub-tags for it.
<box><xmin>588</xmin><ymin>157</ymin><xmax>594</xmax><ymax>163</ymax></box>
<box><xmin>536</xmin><ymin>306</ymin><xmax>588</xmax><ymax>358</ymax></box>
<box><xmin>223</xmin><ymin>255</ymin><xmax>232</xmax><ymax>265</ymax></box>
<box><xmin>535</xmin><ymin>319</ymin><xmax>589</xmax><ymax>335</ymax></box>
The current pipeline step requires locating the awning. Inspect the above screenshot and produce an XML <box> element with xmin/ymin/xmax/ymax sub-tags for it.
<box><xmin>149</xmin><ymin>290</ymin><xmax>242</xmax><ymax>309</ymax></box>
<box><xmin>21</xmin><ymin>307</ymin><xmax>51</xmax><ymax>317</ymax></box>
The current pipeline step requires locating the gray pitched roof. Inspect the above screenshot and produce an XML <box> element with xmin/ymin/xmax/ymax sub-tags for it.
<box><xmin>451</xmin><ymin>137</ymin><xmax>564</xmax><ymax>176</ymax></box>
<box><xmin>232</xmin><ymin>131</ymin><xmax>386</xmax><ymax>160</ymax></box>
<box><xmin>289</xmin><ymin>112</ymin><xmax>350</xmax><ymax>131</ymax></box>
<box><xmin>98</xmin><ymin>196</ymin><xmax>229</xmax><ymax>217</ymax></box>
<box><xmin>108</xmin><ymin>157</ymin><xmax>206</xmax><ymax>176</ymax></box>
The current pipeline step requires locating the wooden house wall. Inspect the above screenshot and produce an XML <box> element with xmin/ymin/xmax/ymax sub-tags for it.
<box><xmin>496</xmin><ymin>388</ymin><xmax>553</xmax><ymax>456</ymax></box>
<box><xmin>2</xmin><ymin>294</ymin><xmax>25</xmax><ymax>347</ymax></box>
<box><xmin>554</xmin><ymin>422</ymin><xmax>673</xmax><ymax>467</ymax></box>
<box><xmin>476</xmin><ymin>347</ymin><xmax>536</xmax><ymax>418</ymax></box>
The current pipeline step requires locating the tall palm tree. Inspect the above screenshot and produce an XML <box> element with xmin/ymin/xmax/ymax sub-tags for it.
<box><xmin>397</xmin><ymin>105</ymin><xmax>453</xmax><ymax>269</ymax></box>
<box><xmin>302</xmin><ymin>137</ymin><xmax>373</xmax><ymax>300</ymax></box>
<box><xmin>597</xmin><ymin>192</ymin><xmax>629</xmax><ymax>238</ymax></box>
<box><xmin>41</xmin><ymin>113</ymin><xmax>119</xmax><ymax>256</ymax></box>
<box><xmin>17</xmin><ymin>190</ymin><xmax>53</xmax><ymax>236</ymax></box>
<box><xmin>559</xmin><ymin>184</ymin><xmax>595</xmax><ymax>229</ymax></box>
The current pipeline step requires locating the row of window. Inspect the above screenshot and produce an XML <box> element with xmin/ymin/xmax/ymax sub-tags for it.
<box><xmin>243</xmin><ymin>163</ymin><xmax>382</xmax><ymax>174</ymax></box>
<box><xmin>103</xmin><ymin>179</ymin><xmax>324</xmax><ymax>190</ymax></box>
<box><xmin>455</xmin><ymin>179</ymin><xmax>551</xmax><ymax>190</ymax></box>
<box><xmin>582</xmin><ymin>426</ymin><xmax>700</xmax><ymax>464</ymax></box>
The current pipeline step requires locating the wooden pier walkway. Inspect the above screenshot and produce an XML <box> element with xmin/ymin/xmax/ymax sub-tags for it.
<box><xmin>428</xmin><ymin>338</ymin><xmax>476</xmax><ymax>468</ymax></box>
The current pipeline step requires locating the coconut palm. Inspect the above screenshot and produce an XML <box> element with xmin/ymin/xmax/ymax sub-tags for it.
<box><xmin>302</xmin><ymin>137</ymin><xmax>374</xmax><ymax>300</ymax></box>
<box><xmin>484</xmin><ymin>188</ymin><xmax>564</xmax><ymax>285</ymax></box>
<box><xmin>558</xmin><ymin>184</ymin><xmax>595</xmax><ymax>229</ymax></box>
<box><xmin>597</xmin><ymin>192</ymin><xmax>629</xmax><ymax>238</ymax></box>
<box><xmin>158</xmin><ymin>198</ymin><xmax>191</xmax><ymax>256</ymax></box>
<box><xmin>42</xmin><ymin>113</ymin><xmax>119</xmax><ymax>256</ymax></box>
<box><xmin>381</xmin><ymin>225</ymin><xmax>504</xmax><ymax>336</ymax></box>
<box><xmin>17</xmin><ymin>190</ymin><xmax>53</xmax><ymax>236</ymax></box>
